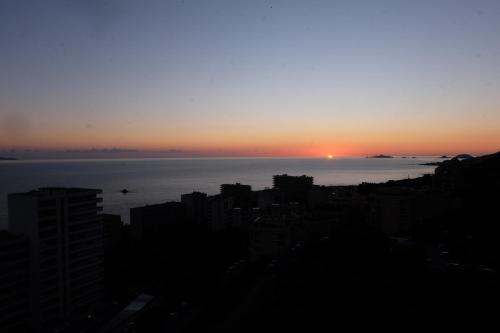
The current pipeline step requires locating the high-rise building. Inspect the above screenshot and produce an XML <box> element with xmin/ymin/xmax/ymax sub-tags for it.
<box><xmin>130</xmin><ymin>201</ymin><xmax>186</xmax><ymax>246</ymax></box>
<box><xmin>220</xmin><ymin>183</ymin><xmax>253</xmax><ymax>208</ymax></box>
<box><xmin>272</xmin><ymin>174</ymin><xmax>314</xmax><ymax>204</ymax></box>
<box><xmin>272</xmin><ymin>174</ymin><xmax>314</xmax><ymax>191</ymax></box>
<box><xmin>8</xmin><ymin>188</ymin><xmax>105</xmax><ymax>329</ymax></box>
<box><xmin>207</xmin><ymin>195</ymin><xmax>233</xmax><ymax>231</ymax></box>
<box><xmin>257</xmin><ymin>189</ymin><xmax>285</xmax><ymax>209</ymax></box>
<box><xmin>0</xmin><ymin>231</ymin><xmax>30</xmax><ymax>332</ymax></box>
<box><xmin>181</xmin><ymin>192</ymin><xmax>208</xmax><ymax>226</ymax></box>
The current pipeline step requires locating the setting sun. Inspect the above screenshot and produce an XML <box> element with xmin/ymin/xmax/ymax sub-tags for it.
<box><xmin>327</xmin><ymin>154</ymin><xmax>333</xmax><ymax>159</ymax></box>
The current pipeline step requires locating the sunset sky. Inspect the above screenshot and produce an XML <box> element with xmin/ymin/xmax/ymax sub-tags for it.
<box><xmin>1</xmin><ymin>0</ymin><xmax>500</xmax><ymax>157</ymax></box>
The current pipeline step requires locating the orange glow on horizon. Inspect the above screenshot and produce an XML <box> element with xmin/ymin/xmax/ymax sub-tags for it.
<box><xmin>2</xmin><ymin>108</ymin><xmax>500</xmax><ymax>158</ymax></box>
<box><xmin>2</xmin><ymin>131</ymin><xmax>499</xmax><ymax>158</ymax></box>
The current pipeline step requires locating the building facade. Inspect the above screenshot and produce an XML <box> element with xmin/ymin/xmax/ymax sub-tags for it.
<box><xmin>181</xmin><ymin>192</ymin><xmax>208</xmax><ymax>226</ymax></box>
<box><xmin>8</xmin><ymin>188</ymin><xmax>105</xmax><ymax>329</ymax></box>
<box><xmin>0</xmin><ymin>231</ymin><xmax>30</xmax><ymax>332</ymax></box>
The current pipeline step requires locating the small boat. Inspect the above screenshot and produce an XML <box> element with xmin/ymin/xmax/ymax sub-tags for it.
<box><xmin>121</xmin><ymin>189</ymin><xmax>129</xmax><ymax>194</ymax></box>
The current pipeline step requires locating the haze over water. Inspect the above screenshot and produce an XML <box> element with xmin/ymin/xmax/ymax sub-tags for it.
<box><xmin>0</xmin><ymin>157</ymin><xmax>438</xmax><ymax>225</ymax></box>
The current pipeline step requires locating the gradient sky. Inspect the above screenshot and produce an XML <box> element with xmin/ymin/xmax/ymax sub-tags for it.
<box><xmin>1</xmin><ymin>0</ymin><xmax>500</xmax><ymax>157</ymax></box>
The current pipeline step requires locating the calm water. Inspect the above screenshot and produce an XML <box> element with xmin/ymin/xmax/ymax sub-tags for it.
<box><xmin>0</xmin><ymin>157</ymin><xmax>439</xmax><ymax>226</ymax></box>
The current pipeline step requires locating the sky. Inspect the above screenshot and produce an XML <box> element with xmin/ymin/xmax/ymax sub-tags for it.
<box><xmin>1</xmin><ymin>0</ymin><xmax>500</xmax><ymax>158</ymax></box>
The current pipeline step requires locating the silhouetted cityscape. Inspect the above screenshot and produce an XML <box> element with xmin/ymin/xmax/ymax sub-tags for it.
<box><xmin>3</xmin><ymin>0</ymin><xmax>500</xmax><ymax>331</ymax></box>
<box><xmin>2</xmin><ymin>152</ymin><xmax>500</xmax><ymax>332</ymax></box>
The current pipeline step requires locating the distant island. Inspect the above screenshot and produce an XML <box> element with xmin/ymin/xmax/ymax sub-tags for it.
<box><xmin>0</xmin><ymin>157</ymin><xmax>17</xmax><ymax>161</ymax></box>
<box><xmin>368</xmin><ymin>154</ymin><xmax>393</xmax><ymax>158</ymax></box>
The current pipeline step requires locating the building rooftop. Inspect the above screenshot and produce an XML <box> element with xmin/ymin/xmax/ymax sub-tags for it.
<box><xmin>97</xmin><ymin>294</ymin><xmax>154</xmax><ymax>333</ymax></box>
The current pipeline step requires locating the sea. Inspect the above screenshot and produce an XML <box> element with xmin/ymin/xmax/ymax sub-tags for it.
<box><xmin>0</xmin><ymin>157</ymin><xmax>440</xmax><ymax>226</ymax></box>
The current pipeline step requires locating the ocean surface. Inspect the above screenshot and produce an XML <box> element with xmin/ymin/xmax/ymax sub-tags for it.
<box><xmin>0</xmin><ymin>157</ymin><xmax>440</xmax><ymax>226</ymax></box>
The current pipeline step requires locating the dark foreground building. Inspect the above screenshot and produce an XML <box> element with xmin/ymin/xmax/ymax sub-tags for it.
<box><xmin>0</xmin><ymin>231</ymin><xmax>30</xmax><ymax>332</ymax></box>
<box><xmin>273</xmin><ymin>174</ymin><xmax>314</xmax><ymax>203</ymax></box>
<box><xmin>8</xmin><ymin>188</ymin><xmax>105</xmax><ymax>331</ymax></box>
